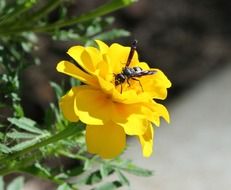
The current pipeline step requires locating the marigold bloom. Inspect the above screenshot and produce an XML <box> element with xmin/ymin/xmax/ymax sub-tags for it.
<box><xmin>57</xmin><ymin>40</ymin><xmax>171</xmax><ymax>159</ymax></box>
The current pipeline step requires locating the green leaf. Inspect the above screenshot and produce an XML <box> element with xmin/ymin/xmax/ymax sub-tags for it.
<box><xmin>44</xmin><ymin>104</ymin><xmax>55</xmax><ymax>128</ymax></box>
<box><xmin>52</xmin><ymin>30</ymin><xmax>80</xmax><ymax>41</ymax></box>
<box><xmin>10</xmin><ymin>134</ymin><xmax>48</xmax><ymax>151</ymax></box>
<box><xmin>29</xmin><ymin>0</ymin><xmax>137</xmax><ymax>32</ymax></box>
<box><xmin>49</xmin><ymin>103</ymin><xmax>61</xmax><ymax>125</ymax></box>
<box><xmin>34</xmin><ymin>162</ymin><xmax>51</xmax><ymax>177</ymax></box>
<box><xmin>54</xmin><ymin>173</ymin><xmax>69</xmax><ymax>180</ymax></box>
<box><xmin>100</xmin><ymin>164</ymin><xmax>114</xmax><ymax>178</ymax></box>
<box><xmin>66</xmin><ymin>165</ymin><xmax>84</xmax><ymax>177</ymax></box>
<box><xmin>86</xmin><ymin>170</ymin><xmax>102</xmax><ymax>185</ymax></box>
<box><xmin>0</xmin><ymin>1</ymin><xmax>34</xmax><ymax>26</ymax></box>
<box><xmin>83</xmin><ymin>155</ymin><xmax>98</xmax><ymax>171</ymax></box>
<box><xmin>0</xmin><ymin>143</ymin><xmax>11</xmax><ymax>153</ymax></box>
<box><xmin>29</xmin><ymin>0</ymin><xmax>63</xmax><ymax>22</ymax></box>
<box><xmin>0</xmin><ymin>132</ymin><xmax>4</xmax><ymax>139</ymax></box>
<box><xmin>6</xmin><ymin>131</ymin><xmax>38</xmax><ymax>139</ymax></box>
<box><xmin>100</xmin><ymin>164</ymin><xmax>108</xmax><ymax>178</ymax></box>
<box><xmin>115</xmin><ymin>170</ymin><xmax>130</xmax><ymax>186</ymax></box>
<box><xmin>6</xmin><ymin>176</ymin><xmax>24</xmax><ymax>190</ymax></box>
<box><xmin>0</xmin><ymin>176</ymin><xmax>4</xmax><ymax>190</ymax></box>
<box><xmin>83</xmin><ymin>159</ymin><xmax>91</xmax><ymax>170</ymax></box>
<box><xmin>86</xmin><ymin>21</ymin><xmax>102</xmax><ymax>36</ymax></box>
<box><xmin>13</xmin><ymin>104</ymin><xmax>24</xmax><ymax>117</ymax></box>
<box><xmin>21</xmin><ymin>164</ymin><xmax>52</xmax><ymax>180</ymax></box>
<box><xmin>69</xmin><ymin>78</ymin><xmax>81</xmax><ymax>87</ymax></box>
<box><xmin>93</xmin><ymin>181</ymin><xmax>123</xmax><ymax>190</ymax></box>
<box><xmin>21</xmin><ymin>41</ymin><xmax>32</xmax><ymax>52</ymax></box>
<box><xmin>50</xmin><ymin>81</ymin><xmax>63</xmax><ymax>99</ymax></box>
<box><xmin>119</xmin><ymin>163</ymin><xmax>153</xmax><ymax>177</ymax></box>
<box><xmin>93</xmin><ymin>29</ymin><xmax>130</xmax><ymax>41</ymax></box>
<box><xmin>0</xmin><ymin>0</ymin><xmax>6</xmax><ymax>12</ymax></box>
<box><xmin>57</xmin><ymin>183</ymin><xmax>72</xmax><ymax>190</ymax></box>
<box><xmin>7</xmin><ymin>117</ymin><xmax>44</xmax><ymax>134</ymax></box>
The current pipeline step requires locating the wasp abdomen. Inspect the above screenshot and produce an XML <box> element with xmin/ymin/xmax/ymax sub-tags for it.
<box><xmin>133</xmin><ymin>67</ymin><xmax>142</xmax><ymax>72</ymax></box>
<box><xmin>123</xmin><ymin>67</ymin><xmax>133</xmax><ymax>75</ymax></box>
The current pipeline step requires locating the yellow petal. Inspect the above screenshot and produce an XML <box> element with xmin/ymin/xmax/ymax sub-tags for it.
<box><xmin>112</xmin><ymin>89</ymin><xmax>152</xmax><ymax>104</ymax></box>
<box><xmin>59</xmin><ymin>88</ymin><xmax>79</xmax><ymax>122</ymax></box>
<box><xmin>95</xmin><ymin>40</ymin><xmax>109</xmax><ymax>54</ymax></box>
<box><xmin>138</xmin><ymin>123</ymin><xmax>154</xmax><ymax>157</ymax></box>
<box><xmin>56</xmin><ymin>60</ymin><xmax>98</xmax><ymax>87</ymax></box>
<box><xmin>107</xmin><ymin>43</ymin><xmax>139</xmax><ymax>73</ymax></box>
<box><xmin>122</xmin><ymin>117</ymin><xmax>149</xmax><ymax>135</ymax></box>
<box><xmin>73</xmin><ymin>85</ymin><xmax>158</xmax><ymax>135</ymax></box>
<box><xmin>111</xmin><ymin>103</ymin><xmax>152</xmax><ymax>135</ymax></box>
<box><xmin>147</xmin><ymin>101</ymin><xmax>170</xmax><ymax>124</ymax></box>
<box><xmin>82</xmin><ymin>47</ymin><xmax>102</xmax><ymax>72</ymax></box>
<box><xmin>74</xmin><ymin>87</ymin><xmax>113</xmax><ymax>125</ymax></box>
<box><xmin>96</xmin><ymin>54</ymin><xmax>112</xmax><ymax>80</ymax></box>
<box><xmin>68</xmin><ymin>45</ymin><xmax>102</xmax><ymax>75</ymax></box>
<box><xmin>67</xmin><ymin>45</ymin><xmax>88</xmax><ymax>71</ymax></box>
<box><xmin>86</xmin><ymin>123</ymin><xmax>126</xmax><ymax>159</ymax></box>
<box><xmin>140</xmin><ymin>69</ymin><xmax>171</xmax><ymax>100</ymax></box>
<box><xmin>97</xmin><ymin>75</ymin><xmax>115</xmax><ymax>95</ymax></box>
<box><xmin>79</xmin><ymin>49</ymin><xmax>96</xmax><ymax>72</ymax></box>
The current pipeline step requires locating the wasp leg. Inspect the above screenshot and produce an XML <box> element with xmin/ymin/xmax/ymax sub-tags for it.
<box><xmin>131</xmin><ymin>77</ymin><xmax>144</xmax><ymax>92</ymax></box>
<box><xmin>126</xmin><ymin>78</ymin><xmax>131</xmax><ymax>87</ymax></box>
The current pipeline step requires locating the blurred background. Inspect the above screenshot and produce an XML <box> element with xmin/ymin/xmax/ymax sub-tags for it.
<box><xmin>18</xmin><ymin>0</ymin><xmax>231</xmax><ymax>189</ymax></box>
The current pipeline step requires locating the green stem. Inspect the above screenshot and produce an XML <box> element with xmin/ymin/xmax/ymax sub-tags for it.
<box><xmin>0</xmin><ymin>124</ymin><xmax>82</xmax><ymax>170</ymax></box>
<box><xmin>0</xmin><ymin>151</ymin><xmax>42</xmax><ymax>176</ymax></box>
<box><xmin>0</xmin><ymin>1</ymin><xmax>36</xmax><ymax>26</ymax></box>
<box><xmin>0</xmin><ymin>0</ymin><xmax>136</xmax><ymax>35</ymax></box>
<box><xmin>29</xmin><ymin>0</ymin><xmax>62</xmax><ymax>21</ymax></box>
<box><xmin>10</xmin><ymin>0</ymin><xmax>62</xmax><ymax>29</ymax></box>
<box><xmin>0</xmin><ymin>167</ymin><xmax>15</xmax><ymax>176</ymax></box>
<box><xmin>32</xmin><ymin>0</ymin><xmax>135</xmax><ymax>32</ymax></box>
<box><xmin>58</xmin><ymin>150</ymin><xmax>88</xmax><ymax>161</ymax></box>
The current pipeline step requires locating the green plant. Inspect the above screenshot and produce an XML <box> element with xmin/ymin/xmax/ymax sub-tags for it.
<box><xmin>0</xmin><ymin>0</ymin><xmax>153</xmax><ymax>189</ymax></box>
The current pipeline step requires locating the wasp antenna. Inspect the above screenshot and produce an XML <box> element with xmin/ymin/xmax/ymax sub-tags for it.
<box><xmin>126</xmin><ymin>40</ymin><xmax>138</xmax><ymax>67</ymax></box>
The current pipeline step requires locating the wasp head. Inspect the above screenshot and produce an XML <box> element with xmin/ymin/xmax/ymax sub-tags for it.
<box><xmin>114</xmin><ymin>73</ymin><xmax>126</xmax><ymax>86</ymax></box>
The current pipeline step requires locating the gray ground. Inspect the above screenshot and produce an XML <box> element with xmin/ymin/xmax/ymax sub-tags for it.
<box><xmin>123</xmin><ymin>64</ymin><xmax>231</xmax><ymax>190</ymax></box>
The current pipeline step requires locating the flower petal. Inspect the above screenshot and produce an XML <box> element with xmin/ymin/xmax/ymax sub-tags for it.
<box><xmin>96</xmin><ymin>55</ymin><xmax>112</xmax><ymax>80</ymax></box>
<box><xmin>95</xmin><ymin>40</ymin><xmax>109</xmax><ymax>54</ymax></box>
<box><xmin>73</xmin><ymin>86</ymin><xmax>156</xmax><ymax>135</ymax></box>
<box><xmin>67</xmin><ymin>45</ymin><xmax>88</xmax><ymax>71</ymax></box>
<box><xmin>107</xmin><ymin>43</ymin><xmax>139</xmax><ymax>73</ymax></box>
<box><xmin>140</xmin><ymin>69</ymin><xmax>171</xmax><ymax>100</ymax></box>
<box><xmin>138</xmin><ymin>123</ymin><xmax>154</xmax><ymax>157</ymax></box>
<box><xmin>82</xmin><ymin>47</ymin><xmax>103</xmax><ymax>72</ymax></box>
<box><xmin>122</xmin><ymin>117</ymin><xmax>149</xmax><ymax>135</ymax></box>
<box><xmin>56</xmin><ymin>60</ymin><xmax>98</xmax><ymax>87</ymax></box>
<box><xmin>59</xmin><ymin>88</ymin><xmax>79</xmax><ymax>122</ymax></box>
<box><xmin>97</xmin><ymin>75</ymin><xmax>116</xmax><ymax>95</ymax></box>
<box><xmin>86</xmin><ymin>123</ymin><xmax>126</xmax><ymax>159</ymax></box>
<box><xmin>57</xmin><ymin>40</ymin><xmax>171</xmax><ymax>159</ymax></box>
<box><xmin>146</xmin><ymin>101</ymin><xmax>170</xmax><ymax>125</ymax></box>
<box><xmin>74</xmin><ymin>86</ymin><xmax>113</xmax><ymax>125</ymax></box>
<box><xmin>68</xmin><ymin>45</ymin><xmax>103</xmax><ymax>75</ymax></box>
<box><xmin>111</xmin><ymin>103</ymin><xmax>152</xmax><ymax>135</ymax></box>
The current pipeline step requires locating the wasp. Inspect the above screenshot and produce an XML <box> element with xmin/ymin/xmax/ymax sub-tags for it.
<box><xmin>114</xmin><ymin>40</ymin><xmax>156</xmax><ymax>93</ymax></box>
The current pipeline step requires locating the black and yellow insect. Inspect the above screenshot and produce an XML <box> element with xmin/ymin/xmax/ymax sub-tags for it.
<box><xmin>114</xmin><ymin>40</ymin><xmax>156</xmax><ymax>93</ymax></box>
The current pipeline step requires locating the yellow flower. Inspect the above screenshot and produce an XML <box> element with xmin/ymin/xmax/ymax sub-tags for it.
<box><xmin>57</xmin><ymin>40</ymin><xmax>171</xmax><ymax>159</ymax></box>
